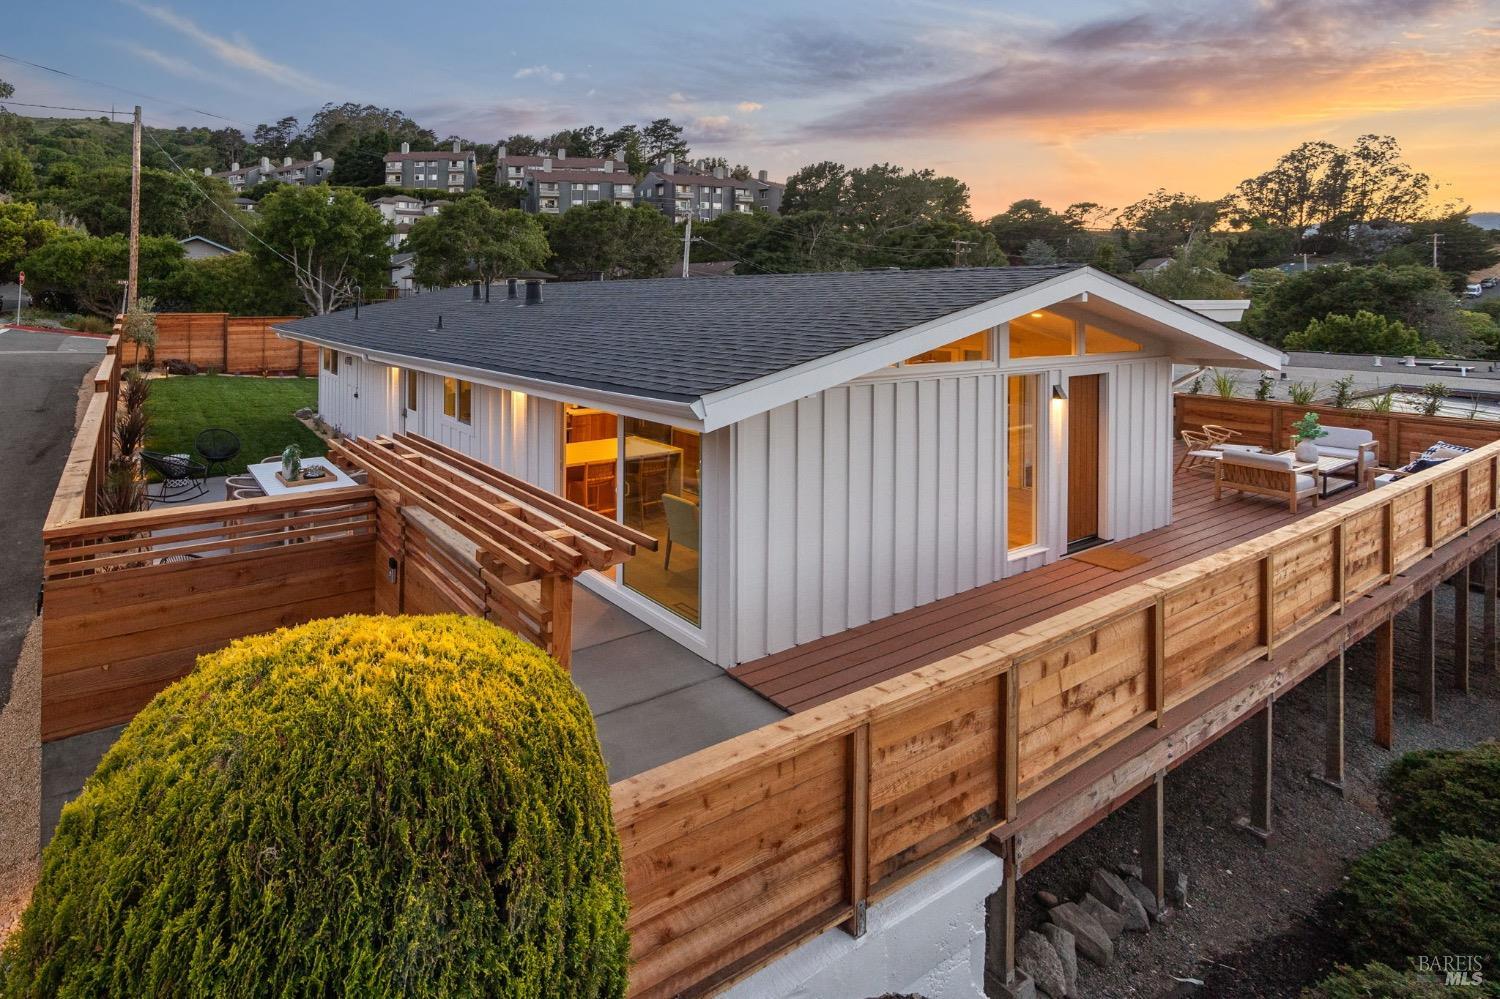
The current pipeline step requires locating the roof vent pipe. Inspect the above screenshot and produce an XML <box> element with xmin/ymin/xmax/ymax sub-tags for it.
<box><xmin>507</xmin><ymin>278</ymin><xmax>518</xmax><ymax>299</ymax></box>
<box><xmin>524</xmin><ymin>279</ymin><xmax>543</xmax><ymax>305</ymax></box>
<box><xmin>471</xmin><ymin>281</ymin><xmax>481</xmax><ymax>300</ymax></box>
<box><xmin>437</xmin><ymin>314</ymin><xmax>443</xmax><ymax>330</ymax></box>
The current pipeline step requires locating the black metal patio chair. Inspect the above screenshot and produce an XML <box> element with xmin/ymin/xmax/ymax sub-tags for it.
<box><xmin>195</xmin><ymin>427</ymin><xmax>241</xmax><ymax>478</ymax></box>
<box><xmin>141</xmin><ymin>450</ymin><xmax>209</xmax><ymax>504</ymax></box>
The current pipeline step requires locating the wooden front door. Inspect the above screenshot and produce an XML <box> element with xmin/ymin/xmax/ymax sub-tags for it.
<box><xmin>1067</xmin><ymin>374</ymin><xmax>1102</xmax><ymax>546</ymax></box>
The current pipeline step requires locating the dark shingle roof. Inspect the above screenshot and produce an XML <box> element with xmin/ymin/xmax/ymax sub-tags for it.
<box><xmin>279</xmin><ymin>266</ymin><xmax>1077</xmax><ymax>403</ymax></box>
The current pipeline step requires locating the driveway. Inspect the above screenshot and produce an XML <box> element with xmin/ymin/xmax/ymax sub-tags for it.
<box><xmin>0</xmin><ymin>330</ymin><xmax>105</xmax><ymax>712</ymax></box>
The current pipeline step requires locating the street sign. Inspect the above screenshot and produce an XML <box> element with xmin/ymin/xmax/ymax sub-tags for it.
<box><xmin>17</xmin><ymin>271</ymin><xmax>23</xmax><ymax>285</ymax></box>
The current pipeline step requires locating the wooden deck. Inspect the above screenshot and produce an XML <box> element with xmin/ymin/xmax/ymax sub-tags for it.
<box><xmin>731</xmin><ymin>447</ymin><xmax>1362</xmax><ymax>712</ymax></box>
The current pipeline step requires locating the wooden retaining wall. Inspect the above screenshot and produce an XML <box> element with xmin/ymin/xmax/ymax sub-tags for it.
<box><xmin>612</xmin><ymin>438</ymin><xmax>1500</xmax><ymax>997</ymax></box>
<box><xmin>119</xmin><ymin>313</ymin><xmax>307</xmax><ymax>375</ymax></box>
<box><xmin>1175</xmin><ymin>393</ymin><xmax>1500</xmax><ymax>460</ymax></box>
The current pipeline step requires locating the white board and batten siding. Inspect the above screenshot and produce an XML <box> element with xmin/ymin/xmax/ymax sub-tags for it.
<box><xmin>730</xmin><ymin>355</ymin><xmax>1174</xmax><ymax>665</ymax></box>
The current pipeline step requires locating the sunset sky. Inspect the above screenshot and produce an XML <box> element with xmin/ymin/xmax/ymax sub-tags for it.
<box><xmin>4</xmin><ymin>0</ymin><xmax>1498</xmax><ymax>216</ymax></box>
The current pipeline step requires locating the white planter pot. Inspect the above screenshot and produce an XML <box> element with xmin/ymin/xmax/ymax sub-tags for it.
<box><xmin>1295</xmin><ymin>440</ymin><xmax>1321</xmax><ymax>462</ymax></box>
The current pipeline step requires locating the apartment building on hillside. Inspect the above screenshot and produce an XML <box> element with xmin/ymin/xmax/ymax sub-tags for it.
<box><xmin>522</xmin><ymin>168</ymin><xmax>637</xmax><ymax>214</ymax></box>
<box><xmin>384</xmin><ymin>140</ymin><xmax>478</xmax><ymax>192</ymax></box>
<box><xmin>211</xmin><ymin>153</ymin><xmax>335</xmax><ymax>191</ymax></box>
<box><xmin>635</xmin><ymin>157</ymin><xmax>781</xmax><ymax>221</ymax></box>
<box><xmin>495</xmin><ymin>145</ymin><xmax>625</xmax><ymax>189</ymax></box>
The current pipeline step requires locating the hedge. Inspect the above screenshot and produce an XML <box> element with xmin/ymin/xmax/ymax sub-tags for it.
<box><xmin>1384</xmin><ymin>741</ymin><xmax>1500</xmax><ymax>845</ymax></box>
<box><xmin>0</xmin><ymin>614</ymin><xmax>629</xmax><ymax>998</ymax></box>
<box><xmin>1333</xmin><ymin>834</ymin><xmax>1500</xmax><ymax>967</ymax></box>
<box><xmin>1302</xmin><ymin>962</ymin><xmax>1489</xmax><ymax>998</ymax></box>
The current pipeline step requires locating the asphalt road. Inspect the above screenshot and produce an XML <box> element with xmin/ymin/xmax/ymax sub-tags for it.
<box><xmin>0</xmin><ymin>330</ymin><xmax>105</xmax><ymax>713</ymax></box>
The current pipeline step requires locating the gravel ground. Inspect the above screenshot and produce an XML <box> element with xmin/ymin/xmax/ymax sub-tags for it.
<box><xmin>1017</xmin><ymin>582</ymin><xmax>1499</xmax><ymax>999</ymax></box>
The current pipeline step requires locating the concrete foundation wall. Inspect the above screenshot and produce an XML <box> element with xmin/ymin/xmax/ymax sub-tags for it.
<box><xmin>721</xmin><ymin>847</ymin><xmax>1004</xmax><ymax>999</ymax></box>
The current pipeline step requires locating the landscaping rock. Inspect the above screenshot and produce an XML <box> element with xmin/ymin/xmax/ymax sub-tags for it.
<box><xmin>1090</xmin><ymin>868</ymin><xmax>1133</xmax><ymax>912</ymax></box>
<box><xmin>1039</xmin><ymin>923</ymin><xmax>1079</xmax><ymax>997</ymax></box>
<box><xmin>1115</xmin><ymin>861</ymin><xmax>1142</xmax><ymax>882</ymax></box>
<box><xmin>1018</xmin><ymin>930</ymin><xmax>1067</xmax><ymax>999</ymax></box>
<box><xmin>1035</xmin><ymin>889</ymin><xmax>1061</xmax><ymax>909</ymax></box>
<box><xmin>1126</xmin><ymin>876</ymin><xmax>1160</xmax><ymax>922</ymax></box>
<box><xmin>1164</xmin><ymin>867</ymin><xmax>1189</xmax><ymax>907</ymax></box>
<box><xmin>294</xmin><ymin>407</ymin><xmax>313</xmax><ymax>419</ymax></box>
<box><xmin>1048</xmin><ymin>901</ymin><xmax>1114</xmax><ymax>968</ymax></box>
<box><xmin>1117</xmin><ymin>891</ymin><xmax>1150</xmax><ymax>932</ymax></box>
<box><xmin>1080</xmin><ymin>893</ymin><xmax>1125</xmax><ymax>939</ymax></box>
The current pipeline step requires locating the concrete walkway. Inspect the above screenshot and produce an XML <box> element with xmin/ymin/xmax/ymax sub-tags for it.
<box><xmin>37</xmin><ymin>587</ymin><xmax>785</xmax><ymax>843</ymax></box>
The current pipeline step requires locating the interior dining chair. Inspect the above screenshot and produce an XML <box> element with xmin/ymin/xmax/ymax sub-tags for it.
<box><xmin>662</xmin><ymin>494</ymin><xmax>700</xmax><ymax>571</ymax></box>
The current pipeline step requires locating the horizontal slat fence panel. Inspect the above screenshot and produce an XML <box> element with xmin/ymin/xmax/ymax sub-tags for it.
<box><xmin>119</xmin><ymin>314</ymin><xmax>306</xmax><ymax>374</ymax></box>
<box><xmin>40</xmin><ymin>488</ymin><xmax>377</xmax><ymax>740</ymax></box>
<box><xmin>615</xmin><ymin>438</ymin><xmax>1500</xmax><ymax>997</ymax></box>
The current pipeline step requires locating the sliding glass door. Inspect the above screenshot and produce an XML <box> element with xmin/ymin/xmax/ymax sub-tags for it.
<box><xmin>563</xmin><ymin>405</ymin><xmax>702</xmax><ymax>626</ymax></box>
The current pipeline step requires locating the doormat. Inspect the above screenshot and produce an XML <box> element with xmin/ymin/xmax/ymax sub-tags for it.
<box><xmin>1071</xmin><ymin>547</ymin><xmax>1150</xmax><ymax>572</ymax></box>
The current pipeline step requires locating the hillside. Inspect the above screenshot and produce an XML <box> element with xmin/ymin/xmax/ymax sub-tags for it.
<box><xmin>1471</xmin><ymin>212</ymin><xmax>1500</xmax><ymax>231</ymax></box>
<box><xmin>0</xmin><ymin>114</ymin><xmax>242</xmax><ymax>181</ymax></box>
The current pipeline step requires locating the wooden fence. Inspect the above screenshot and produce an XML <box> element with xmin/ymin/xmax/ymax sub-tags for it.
<box><xmin>119</xmin><ymin>313</ymin><xmax>308</xmax><ymax>375</ymax></box>
<box><xmin>1175</xmin><ymin>393</ymin><xmax>1500</xmax><ymax>461</ymax></box>
<box><xmin>40</xmin><ymin>488</ymin><xmax>379</xmax><ymax>740</ymax></box>
<box><xmin>45</xmin><ymin>333</ymin><xmax>121</xmax><ymax>527</ymax></box>
<box><xmin>612</xmin><ymin>438</ymin><xmax>1500</xmax><ymax>997</ymax></box>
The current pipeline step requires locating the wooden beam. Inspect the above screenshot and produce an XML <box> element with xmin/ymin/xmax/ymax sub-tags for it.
<box><xmin>1417</xmin><ymin>590</ymin><xmax>1436</xmax><ymax>723</ymax></box>
<box><xmin>1317</xmin><ymin>653</ymin><xmax>1345</xmax><ymax>793</ymax></box>
<box><xmin>1453</xmin><ymin>564</ymin><xmax>1471</xmax><ymax>694</ymax></box>
<box><xmin>984</xmin><ymin>838</ymin><xmax>1019</xmax><ymax>987</ymax></box>
<box><xmin>1374</xmin><ymin>619</ymin><xmax>1394</xmax><ymax>749</ymax></box>
<box><xmin>843</xmin><ymin>723</ymin><xmax>871</xmax><ymax>937</ymax></box>
<box><xmin>1487</xmin><ymin>544</ymin><xmax>1499</xmax><ymax>673</ymax></box>
<box><xmin>542</xmin><ymin>574</ymin><xmax>574</xmax><ymax>671</ymax></box>
<box><xmin>1238</xmin><ymin>698</ymin><xmax>1273</xmax><ymax>844</ymax></box>
<box><xmin>1139</xmin><ymin>771</ymin><xmax>1165</xmax><ymax>913</ymax></box>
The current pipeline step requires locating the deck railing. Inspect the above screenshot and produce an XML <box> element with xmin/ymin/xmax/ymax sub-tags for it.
<box><xmin>45</xmin><ymin>333</ymin><xmax>121</xmax><ymax>527</ymax></box>
<box><xmin>612</xmin><ymin>438</ymin><xmax>1500</xmax><ymax>998</ymax></box>
<box><xmin>1174</xmin><ymin>392</ymin><xmax>1500</xmax><ymax>459</ymax></box>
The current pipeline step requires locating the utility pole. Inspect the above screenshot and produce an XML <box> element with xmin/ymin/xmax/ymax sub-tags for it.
<box><xmin>952</xmin><ymin>239</ymin><xmax>975</xmax><ymax>267</ymax></box>
<box><xmin>126</xmin><ymin>105</ymin><xmax>142</xmax><ymax>311</ymax></box>
<box><xmin>1431</xmin><ymin>232</ymin><xmax>1442</xmax><ymax>269</ymax></box>
<box><xmin>681</xmin><ymin>210</ymin><xmax>694</xmax><ymax>278</ymax></box>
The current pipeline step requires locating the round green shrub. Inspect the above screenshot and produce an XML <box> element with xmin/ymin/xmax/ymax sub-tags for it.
<box><xmin>1302</xmin><ymin>962</ymin><xmax>1488</xmax><ymax>998</ymax></box>
<box><xmin>0</xmin><ymin>614</ymin><xmax>629</xmax><ymax>998</ymax></box>
<box><xmin>1384</xmin><ymin>741</ymin><xmax>1500</xmax><ymax>845</ymax></box>
<box><xmin>1333</xmin><ymin>834</ymin><xmax>1500</xmax><ymax>967</ymax></box>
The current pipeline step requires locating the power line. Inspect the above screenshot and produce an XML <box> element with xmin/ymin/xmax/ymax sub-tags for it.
<box><xmin>0</xmin><ymin>50</ymin><xmax>248</xmax><ymax>126</ymax></box>
<box><xmin>0</xmin><ymin>100</ymin><xmax>118</xmax><ymax>115</ymax></box>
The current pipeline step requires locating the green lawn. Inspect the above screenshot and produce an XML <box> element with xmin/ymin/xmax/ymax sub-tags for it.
<box><xmin>144</xmin><ymin>374</ymin><xmax>326</xmax><ymax>477</ymax></box>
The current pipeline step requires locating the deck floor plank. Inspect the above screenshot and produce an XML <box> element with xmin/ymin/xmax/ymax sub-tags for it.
<box><xmin>731</xmin><ymin>449</ymin><xmax>1361</xmax><ymax>712</ymax></box>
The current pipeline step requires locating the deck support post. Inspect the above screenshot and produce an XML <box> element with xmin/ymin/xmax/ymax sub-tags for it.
<box><xmin>1236</xmin><ymin>698</ymin><xmax>1274</xmax><ymax>845</ymax></box>
<box><xmin>1374</xmin><ymin>618</ymin><xmax>1394</xmax><ymax>749</ymax></box>
<box><xmin>1139</xmin><ymin>771</ymin><xmax>1166</xmax><ymax>913</ymax></box>
<box><xmin>984</xmin><ymin>837</ymin><xmax>1020</xmax><ymax>991</ymax></box>
<box><xmin>1453</xmin><ymin>565</ymin><xmax>1471</xmax><ymax>695</ymax></box>
<box><xmin>1417</xmin><ymin>590</ymin><xmax>1436</xmax><ymax>723</ymax></box>
<box><xmin>1484</xmin><ymin>544</ymin><xmax>1498</xmax><ymax>673</ymax></box>
<box><xmin>1315</xmin><ymin>653</ymin><xmax>1345</xmax><ymax>794</ymax></box>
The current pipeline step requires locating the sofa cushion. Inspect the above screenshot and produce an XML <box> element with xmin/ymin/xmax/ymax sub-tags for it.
<box><xmin>1225</xmin><ymin>450</ymin><xmax>1295</xmax><ymax>471</ymax></box>
<box><xmin>1294</xmin><ymin>473</ymin><xmax>1317</xmax><ymax>492</ymax></box>
<box><xmin>1315</xmin><ymin>445</ymin><xmax>1361</xmax><ymax>460</ymax></box>
<box><xmin>1319</xmin><ymin>426</ymin><xmax>1375</xmax><ymax>449</ymax></box>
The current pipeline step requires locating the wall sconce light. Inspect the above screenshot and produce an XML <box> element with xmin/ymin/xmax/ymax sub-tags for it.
<box><xmin>1051</xmin><ymin>384</ymin><xmax>1068</xmax><ymax>401</ymax></box>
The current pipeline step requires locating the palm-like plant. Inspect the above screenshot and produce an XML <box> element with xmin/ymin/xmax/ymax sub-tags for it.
<box><xmin>1209</xmin><ymin>369</ymin><xmax>1240</xmax><ymax>398</ymax></box>
<box><xmin>1287</xmin><ymin>381</ymin><xmax>1318</xmax><ymax>405</ymax></box>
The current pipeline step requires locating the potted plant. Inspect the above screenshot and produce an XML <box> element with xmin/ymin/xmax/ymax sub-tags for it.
<box><xmin>1291</xmin><ymin>412</ymin><xmax>1327</xmax><ymax>462</ymax></box>
<box><xmin>280</xmin><ymin>443</ymin><xmax>302</xmax><ymax>482</ymax></box>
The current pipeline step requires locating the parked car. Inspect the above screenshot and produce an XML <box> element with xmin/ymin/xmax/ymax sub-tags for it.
<box><xmin>1464</xmin><ymin>283</ymin><xmax>1484</xmax><ymax>298</ymax></box>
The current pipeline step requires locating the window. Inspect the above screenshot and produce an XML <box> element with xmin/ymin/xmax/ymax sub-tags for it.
<box><xmin>1008</xmin><ymin>310</ymin><xmax>1076</xmax><ymax>359</ymax></box>
<box><xmin>903</xmin><ymin>329</ymin><xmax>993</xmax><ymax>365</ymax></box>
<box><xmin>1007</xmin><ymin>375</ymin><xmax>1039</xmax><ymax>551</ymax></box>
<box><xmin>1084</xmin><ymin>323</ymin><xmax>1142</xmax><ymax>354</ymax></box>
<box><xmin>442</xmin><ymin>377</ymin><xmax>471</xmax><ymax>424</ymax></box>
<box><xmin>405</xmin><ymin>370</ymin><xmax>418</xmax><ymax>412</ymax></box>
<box><xmin>321</xmin><ymin>348</ymin><xmax>338</xmax><ymax>375</ymax></box>
<box><xmin>561</xmin><ymin>404</ymin><xmax>702</xmax><ymax>626</ymax></box>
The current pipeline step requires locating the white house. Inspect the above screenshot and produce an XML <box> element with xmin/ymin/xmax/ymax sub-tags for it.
<box><xmin>277</xmin><ymin>266</ymin><xmax>1280</xmax><ymax>667</ymax></box>
<box><xmin>178</xmin><ymin>235</ymin><xmax>237</xmax><ymax>260</ymax></box>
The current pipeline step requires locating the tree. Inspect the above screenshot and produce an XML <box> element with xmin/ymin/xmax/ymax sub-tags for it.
<box><xmin>154</xmin><ymin>252</ymin><xmax>304</xmax><ymax>315</ymax></box>
<box><xmin>1386</xmin><ymin>212</ymin><xmax>1500</xmax><ymax>288</ymax></box>
<box><xmin>20</xmin><ymin>232</ymin><xmax>184</xmax><ymax>315</ymax></box>
<box><xmin>1233</xmin><ymin>135</ymin><xmax>1436</xmax><ymax>252</ymax></box>
<box><xmin>641</xmin><ymin>118</ymin><xmax>689</xmax><ymax>164</ymax></box>
<box><xmin>1118</xmin><ymin>189</ymin><xmax>1225</xmax><ymax>262</ymax></box>
<box><xmin>1222</xmin><ymin>223</ymin><xmax>1296</xmax><ymax>276</ymax></box>
<box><xmin>781</xmin><ymin>161</ymin><xmax>847</xmax><ymax>215</ymax></box>
<box><xmin>406</xmin><ymin>195</ymin><xmax>549</xmax><ymax>290</ymax></box>
<box><xmin>546</xmin><ymin>201</ymin><xmax>676</xmax><ymax>279</ymax></box>
<box><xmin>1242</xmin><ymin>264</ymin><xmax>1454</xmax><ymax>346</ymax></box>
<box><xmin>1132</xmin><ymin>235</ymin><xmax>1243</xmax><ymax>298</ymax></box>
<box><xmin>47</xmin><ymin>165</ymin><xmax>241</xmax><ymax>245</ymax></box>
<box><xmin>0</xmin><ymin>76</ymin><xmax>13</xmax><ymax>100</ymax></box>
<box><xmin>0</xmin><ymin>615</ymin><xmax>630</xmax><ymax>997</ymax></box>
<box><xmin>1284</xmin><ymin>311</ymin><xmax>1430</xmax><ymax>355</ymax></box>
<box><xmin>330</xmin><ymin>130</ymin><xmax>393</xmax><ymax>187</ymax></box>
<box><xmin>251</xmin><ymin>115</ymin><xmax>302</xmax><ymax>159</ymax></box>
<box><xmin>0</xmin><ymin>200</ymin><xmax>62</xmax><ymax>278</ymax></box>
<box><xmin>251</xmin><ymin>185</ymin><xmax>389</xmax><ymax>314</ymax></box>
<box><xmin>499</xmin><ymin>133</ymin><xmax>543</xmax><ymax>156</ymax></box>
<box><xmin>986</xmin><ymin>199</ymin><xmax>1090</xmax><ymax>257</ymax></box>
<box><xmin>1022</xmin><ymin>239</ymin><xmax>1057</xmax><ymax>265</ymax></box>
<box><xmin>303</xmin><ymin>102</ymin><xmax>434</xmax><ymax>161</ymax></box>
<box><xmin>0</xmin><ymin>142</ymin><xmax>34</xmax><ymax>194</ymax></box>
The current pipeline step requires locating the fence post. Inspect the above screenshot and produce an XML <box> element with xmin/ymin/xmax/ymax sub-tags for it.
<box><xmin>844</xmin><ymin>722</ymin><xmax>871</xmax><ymax>937</ymax></box>
<box><xmin>543</xmin><ymin>575</ymin><xmax>574</xmax><ymax>672</ymax></box>
<box><xmin>1150</xmin><ymin>596</ymin><xmax>1166</xmax><ymax>725</ymax></box>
